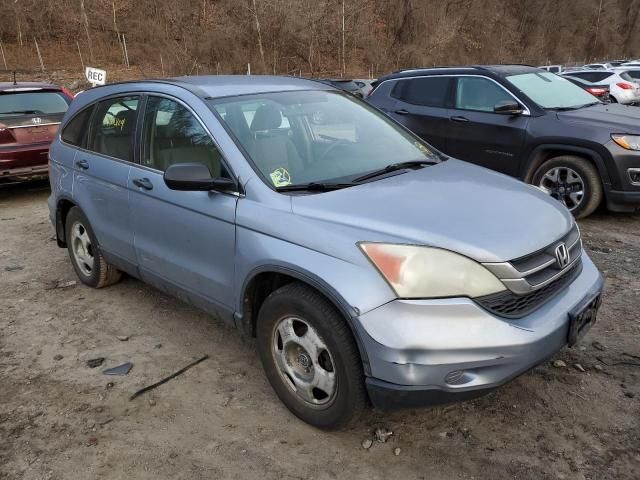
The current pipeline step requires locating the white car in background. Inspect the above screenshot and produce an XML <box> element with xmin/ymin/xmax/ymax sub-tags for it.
<box><xmin>561</xmin><ymin>69</ymin><xmax>640</xmax><ymax>104</ymax></box>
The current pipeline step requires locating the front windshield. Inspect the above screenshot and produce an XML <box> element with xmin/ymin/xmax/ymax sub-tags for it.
<box><xmin>506</xmin><ymin>72</ymin><xmax>600</xmax><ymax>109</ymax></box>
<box><xmin>210</xmin><ymin>91</ymin><xmax>437</xmax><ymax>188</ymax></box>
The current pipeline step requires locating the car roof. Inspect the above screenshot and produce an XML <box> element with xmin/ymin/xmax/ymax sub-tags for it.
<box><xmin>562</xmin><ymin>69</ymin><xmax>615</xmax><ymax>74</ymax></box>
<box><xmin>377</xmin><ymin>64</ymin><xmax>542</xmax><ymax>82</ymax></box>
<box><xmin>0</xmin><ymin>82</ymin><xmax>62</xmax><ymax>93</ymax></box>
<box><xmin>100</xmin><ymin>75</ymin><xmax>334</xmax><ymax>99</ymax></box>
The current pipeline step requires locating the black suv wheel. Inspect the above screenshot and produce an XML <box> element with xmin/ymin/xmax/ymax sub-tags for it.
<box><xmin>533</xmin><ymin>156</ymin><xmax>603</xmax><ymax>219</ymax></box>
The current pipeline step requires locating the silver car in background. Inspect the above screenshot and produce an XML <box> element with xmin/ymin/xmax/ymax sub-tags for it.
<box><xmin>48</xmin><ymin>76</ymin><xmax>603</xmax><ymax>429</ymax></box>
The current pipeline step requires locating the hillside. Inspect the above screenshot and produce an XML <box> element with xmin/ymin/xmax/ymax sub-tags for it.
<box><xmin>0</xmin><ymin>0</ymin><xmax>638</xmax><ymax>83</ymax></box>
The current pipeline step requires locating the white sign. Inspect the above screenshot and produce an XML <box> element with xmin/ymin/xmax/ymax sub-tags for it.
<box><xmin>85</xmin><ymin>66</ymin><xmax>107</xmax><ymax>86</ymax></box>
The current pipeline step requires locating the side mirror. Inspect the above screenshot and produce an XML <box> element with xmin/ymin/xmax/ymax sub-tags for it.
<box><xmin>494</xmin><ymin>100</ymin><xmax>524</xmax><ymax>115</ymax></box>
<box><xmin>163</xmin><ymin>163</ymin><xmax>236</xmax><ymax>193</ymax></box>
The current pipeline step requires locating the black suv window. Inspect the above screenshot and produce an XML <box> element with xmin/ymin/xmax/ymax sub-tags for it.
<box><xmin>88</xmin><ymin>96</ymin><xmax>139</xmax><ymax>162</ymax></box>
<box><xmin>391</xmin><ymin>77</ymin><xmax>450</xmax><ymax>107</ymax></box>
<box><xmin>454</xmin><ymin>77</ymin><xmax>513</xmax><ymax>112</ymax></box>
<box><xmin>566</xmin><ymin>72</ymin><xmax>613</xmax><ymax>83</ymax></box>
<box><xmin>61</xmin><ymin>106</ymin><xmax>94</xmax><ymax>147</ymax></box>
<box><xmin>141</xmin><ymin>96</ymin><xmax>227</xmax><ymax>177</ymax></box>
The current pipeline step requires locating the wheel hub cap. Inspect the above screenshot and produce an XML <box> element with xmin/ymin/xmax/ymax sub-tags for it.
<box><xmin>70</xmin><ymin>221</ymin><xmax>95</xmax><ymax>276</ymax></box>
<box><xmin>272</xmin><ymin>317</ymin><xmax>336</xmax><ymax>406</ymax></box>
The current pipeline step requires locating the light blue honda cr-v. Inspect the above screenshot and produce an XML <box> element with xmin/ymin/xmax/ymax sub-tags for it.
<box><xmin>48</xmin><ymin>76</ymin><xmax>603</xmax><ymax>429</ymax></box>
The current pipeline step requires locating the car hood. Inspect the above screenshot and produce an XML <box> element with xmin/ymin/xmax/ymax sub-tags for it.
<box><xmin>556</xmin><ymin>103</ymin><xmax>640</xmax><ymax>133</ymax></box>
<box><xmin>291</xmin><ymin>159</ymin><xmax>573</xmax><ymax>263</ymax></box>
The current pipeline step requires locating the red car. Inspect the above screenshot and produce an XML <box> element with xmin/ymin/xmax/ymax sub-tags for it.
<box><xmin>0</xmin><ymin>82</ymin><xmax>74</xmax><ymax>179</ymax></box>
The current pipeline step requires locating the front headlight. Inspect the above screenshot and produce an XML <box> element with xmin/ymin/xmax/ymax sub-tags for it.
<box><xmin>359</xmin><ymin>243</ymin><xmax>506</xmax><ymax>299</ymax></box>
<box><xmin>612</xmin><ymin>134</ymin><xmax>640</xmax><ymax>151</ymax></box>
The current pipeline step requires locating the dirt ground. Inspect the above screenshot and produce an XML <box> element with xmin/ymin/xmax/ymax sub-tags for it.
<box><xmin>1</xmin><ymin>180</ymin><xmax>639</xmax><ymax>480</ymax></box>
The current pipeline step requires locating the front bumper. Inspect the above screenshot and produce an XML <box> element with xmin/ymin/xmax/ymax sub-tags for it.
<box><xmin>354</xmin><ymin>252</ymin><xmax>603</xmax><ymax>410</ymax></box>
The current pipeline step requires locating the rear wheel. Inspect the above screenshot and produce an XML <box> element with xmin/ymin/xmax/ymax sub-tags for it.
<box><xmin>532</xmin><ymin>155</ymin><xmax>602</xmax><ymax>219</ymax></box>
<box><xmin>65</xmin><ymin>207</ymin><xmax>121</xmax><ymax>288</ymax></box>
<box><xmin>256</xmin><ymin>282</ymin><xmax>366</xmax><ymax>430</ymax></box>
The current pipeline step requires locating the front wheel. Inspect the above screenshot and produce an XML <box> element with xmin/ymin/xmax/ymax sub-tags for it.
<box><xmin>532</xmin><ymin>156</ymin><xmax>603</xmax><ymax>219</ymax></box>
<box><xmin>256</xmin><ymin>282</ymin><xmax>367</xmax><ymax>430</ymax></box>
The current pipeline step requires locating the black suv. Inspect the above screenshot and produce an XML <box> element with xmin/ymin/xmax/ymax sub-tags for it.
<box><xmin>367</xmin><ymin>65</ymin><xmax>640</xmax><ymax>218</ymax></box>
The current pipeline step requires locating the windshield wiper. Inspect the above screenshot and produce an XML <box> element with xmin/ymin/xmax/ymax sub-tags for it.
<box><xmin>276</xmin><ymin>182</ymin><xmax>355</xmax><ymax>192</ymax></box>
<box><xmin>548</xmin><ymin>102</ymin><xmax>601</xmax><ymax>112</ymax></box>
<box><xmin>0</xmin><ymin>110</ymin><xmax>41</xmax><ymax>115</ymax></box>
<box><xmin>352</xmin><ymin>159</ymin><xmax>439</xmax><ymax>183</ymax></box>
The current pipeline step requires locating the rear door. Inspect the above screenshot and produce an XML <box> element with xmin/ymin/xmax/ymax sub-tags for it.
<box><xmin>446</xmin><ymin>76</ymin><xmax>529</xmax><ymax>176</ymax></box>
<box><xmin>128</xmin><ymin>95</ymin><xmax>237</xmax><ymax>317</ymax></box>
<box><xmin>385</xmin><ymin>76</ymin><xmax>452</xmax><ymax>152</ymax></box>
<box><xmin>70</xmin><ymin>95</ymin><xmax>140</xmax><ymax>266</ymax></box>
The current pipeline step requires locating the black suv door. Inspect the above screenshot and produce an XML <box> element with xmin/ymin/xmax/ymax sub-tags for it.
<box><xmin>447</xmin><ymin>76</ymin><xmax>529</xmax><ymax>176</ymax></box>
<box><xmin>385</xmin><ymin>76</ymin><xmax>452</xmax><ymax>152</ymax></box>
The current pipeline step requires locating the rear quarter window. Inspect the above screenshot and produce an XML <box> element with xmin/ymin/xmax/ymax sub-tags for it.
<box><xmin>61</xmin><ymin>106</ymin><xmax>94</xmax><ymax>147</ymax></box>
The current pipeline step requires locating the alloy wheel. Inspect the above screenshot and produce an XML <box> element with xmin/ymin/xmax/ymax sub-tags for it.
<box><xmin>537</xmin><ymin>166</ymin><xmax>585</xmax><ymax>211</ymax></box>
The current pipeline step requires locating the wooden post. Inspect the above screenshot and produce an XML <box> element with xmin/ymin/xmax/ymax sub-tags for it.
<box><xmin>0</xmin><ymin>41</ymin><xmax>7</xmax><ymax>70</ymax></box>
<box><xmin>160</xmin><ymin>54</ymin><xmax>164</xmax><ymax>76</ymax></box>
<box><xmin>247</xmin><ymin>63</ymin><xmax>251</xmax><ymax>75</ymax></box>
<box><xmin>34</xmin><ymin>38</ymin><xmax>45</xmax><ymax>72</ymax></box>
<box><xmin>341</xmin><ymin>0</ymin><xmax>346</xmax><ymax>78</ymax></box>
<box><xmin>122</xmin><ymin>34</ymin><xmax>130</xmax><ymax>68</ymax></box>
<box><xmin>76</xmin><ymin>41</ymin><xmax>84</xmax><ymax>69</ymax></box>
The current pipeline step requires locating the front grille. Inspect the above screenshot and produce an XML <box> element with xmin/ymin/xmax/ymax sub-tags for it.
<box><xmin>479</xmin><ymin>224</ymin><xmax>583</xmax><ymax>318</ymax></box>
<box><xmin>476</xmin><ymin>262</ymin><xmax>582</xmax><ymax>318</ymax></box>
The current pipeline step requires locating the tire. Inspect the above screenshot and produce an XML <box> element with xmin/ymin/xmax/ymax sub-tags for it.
<box><xmin>532</xmin><ymin>155</ymin><xmax>603</xmax><ymax>219</ymax></box>
<box><xmin>609</xmin><ymin>96</ymin><xmax>618</xmax><ymax>103</ymax></box>
<box><xmin>65</xmin><ymin>207</ymin><xmax>121</xmax><ymax>288</ymax></box>
<box><xmin>256</xmin><ymin>282</ymin><xmax>367</xmax><ymax>430</ymax></box>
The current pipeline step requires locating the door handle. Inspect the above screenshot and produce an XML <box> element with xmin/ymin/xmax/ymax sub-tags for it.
<box><xmin>132</xmin><ymin>177</ymin><xmax>153</xmax><ymax>190</ymax></box>
<box><xmin>75</xmin><ymin>159</ymin><xmax>89</xmax><ymax>170</ymax></box>
<box><xmin>394</xmin><ymin>109</ymin><xmax>410</xmax><ymax>115</ymax></box>
<box><xmin>450</xmin><ymin>116</ymin><xmax>469</xmax><ymax>123</ymax></box>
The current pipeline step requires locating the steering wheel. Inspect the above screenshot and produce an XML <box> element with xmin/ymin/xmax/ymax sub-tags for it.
<box><xmin>317</xmin><ymin>138</ymin><xmax>352</xmax><ymax>163</ymax></box>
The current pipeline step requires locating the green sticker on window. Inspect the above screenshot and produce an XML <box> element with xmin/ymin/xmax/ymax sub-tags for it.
<box><xmin>270</xmin><ymin>167</ymin><xmax>292</xmax><ymax>187</ymax></box>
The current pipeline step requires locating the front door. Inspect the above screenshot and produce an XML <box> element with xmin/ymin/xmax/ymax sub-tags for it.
<box><xmin>129</xmin><ymin>95</ymin><xmax>238</xmax><ymax>318</ymax></box>
<box><xmin>447</xmin><ymin>76</ymin><xmax>529</xmax><ymax>176</ymax></box>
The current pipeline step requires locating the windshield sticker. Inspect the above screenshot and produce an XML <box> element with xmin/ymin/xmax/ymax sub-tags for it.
<box><xmin>270</xmin><ymin>167</ymin><xmax>292</xmax><ymax>187</ymax></box>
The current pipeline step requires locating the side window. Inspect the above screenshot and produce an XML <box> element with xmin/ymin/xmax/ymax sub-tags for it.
<box><xmin>61</xmin><ymin>106</ymin><xmax>94</xmax><ymax>147</ymax></box>
<box><xmin>454</xmin><ymin>77</ymin><xmax>513</xmax><ymax>112</ymax></box>
<box><xmin>142</xmin><ymin>96</ymin><xmax>228</xmax><ymax>178</ymax></box>
<box><xmin>392</xmin><ymin>77</ymin><xmax>450</xmax><ymax>107</ymax></box>
<box><xmin>88</xmin><ymin>96</ymin><xmax>139</xmax><ymax>162</ymax></box>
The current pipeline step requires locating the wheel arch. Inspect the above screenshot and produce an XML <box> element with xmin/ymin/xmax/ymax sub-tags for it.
<box><xmin>522</xmin><ymin>144</ymin><xmax>611</xmax><ymax>187</ymax></box>
<box><xmin>55</xmin><ymin>196</ymin><xmax>77</xmax><ymax>248</ymax></box>
<box><xmin>236</xmin><ymin>264</ymin><xmax>371</xmax><ymax>375</ymax></box>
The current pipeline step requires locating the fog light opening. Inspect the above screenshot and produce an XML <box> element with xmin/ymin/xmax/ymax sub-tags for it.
<box><xmin>444</xmin><ymin>370</ymin><xmax>466</xmax><ymax>385</ymax></box>
<box><xmin>628</xmin><ymin>168</ymin><xmax>640</xmax><ymax>186</ymax></box>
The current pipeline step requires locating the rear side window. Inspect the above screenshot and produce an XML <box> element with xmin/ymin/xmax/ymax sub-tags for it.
<box><xmin>624</xmin><ymin>70</ymin><xmax>640</xmax><ymax>80</ymax></box>
<box><xmin>88</xmin><ymin>96</ymin><xmax>139</xmax><ymax>162</ymax></box>
<box><xmin>61</xmin><ymin>106</ymin><xmax>94</xmax><ymax>147</ymax></box>
<box><xmin>0</xmin><ymin>91</ymin><xmax>69</xmax><ymax>119</ymax></box>
<box><xmin>391</xmin><ymin>77</ymin><xmax>450</xmax><ymax>107</ymax></box>
<box><xmin>454</xmin><ymin>77</ymin><xmax>513</xmax><ymax>112</ymax></box>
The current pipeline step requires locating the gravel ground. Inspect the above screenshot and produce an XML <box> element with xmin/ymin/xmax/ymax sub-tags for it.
<box><xmin>1</xmin><ymin>180</ymin><xmax>639</xmax><ymax>480</ymax></box>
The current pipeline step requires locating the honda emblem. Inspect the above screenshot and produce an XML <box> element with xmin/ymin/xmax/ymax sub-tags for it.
<box><xmin>555</xmin><ymin>243</ymin><xmax>570</xmax><ymax>268</ymax></box>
